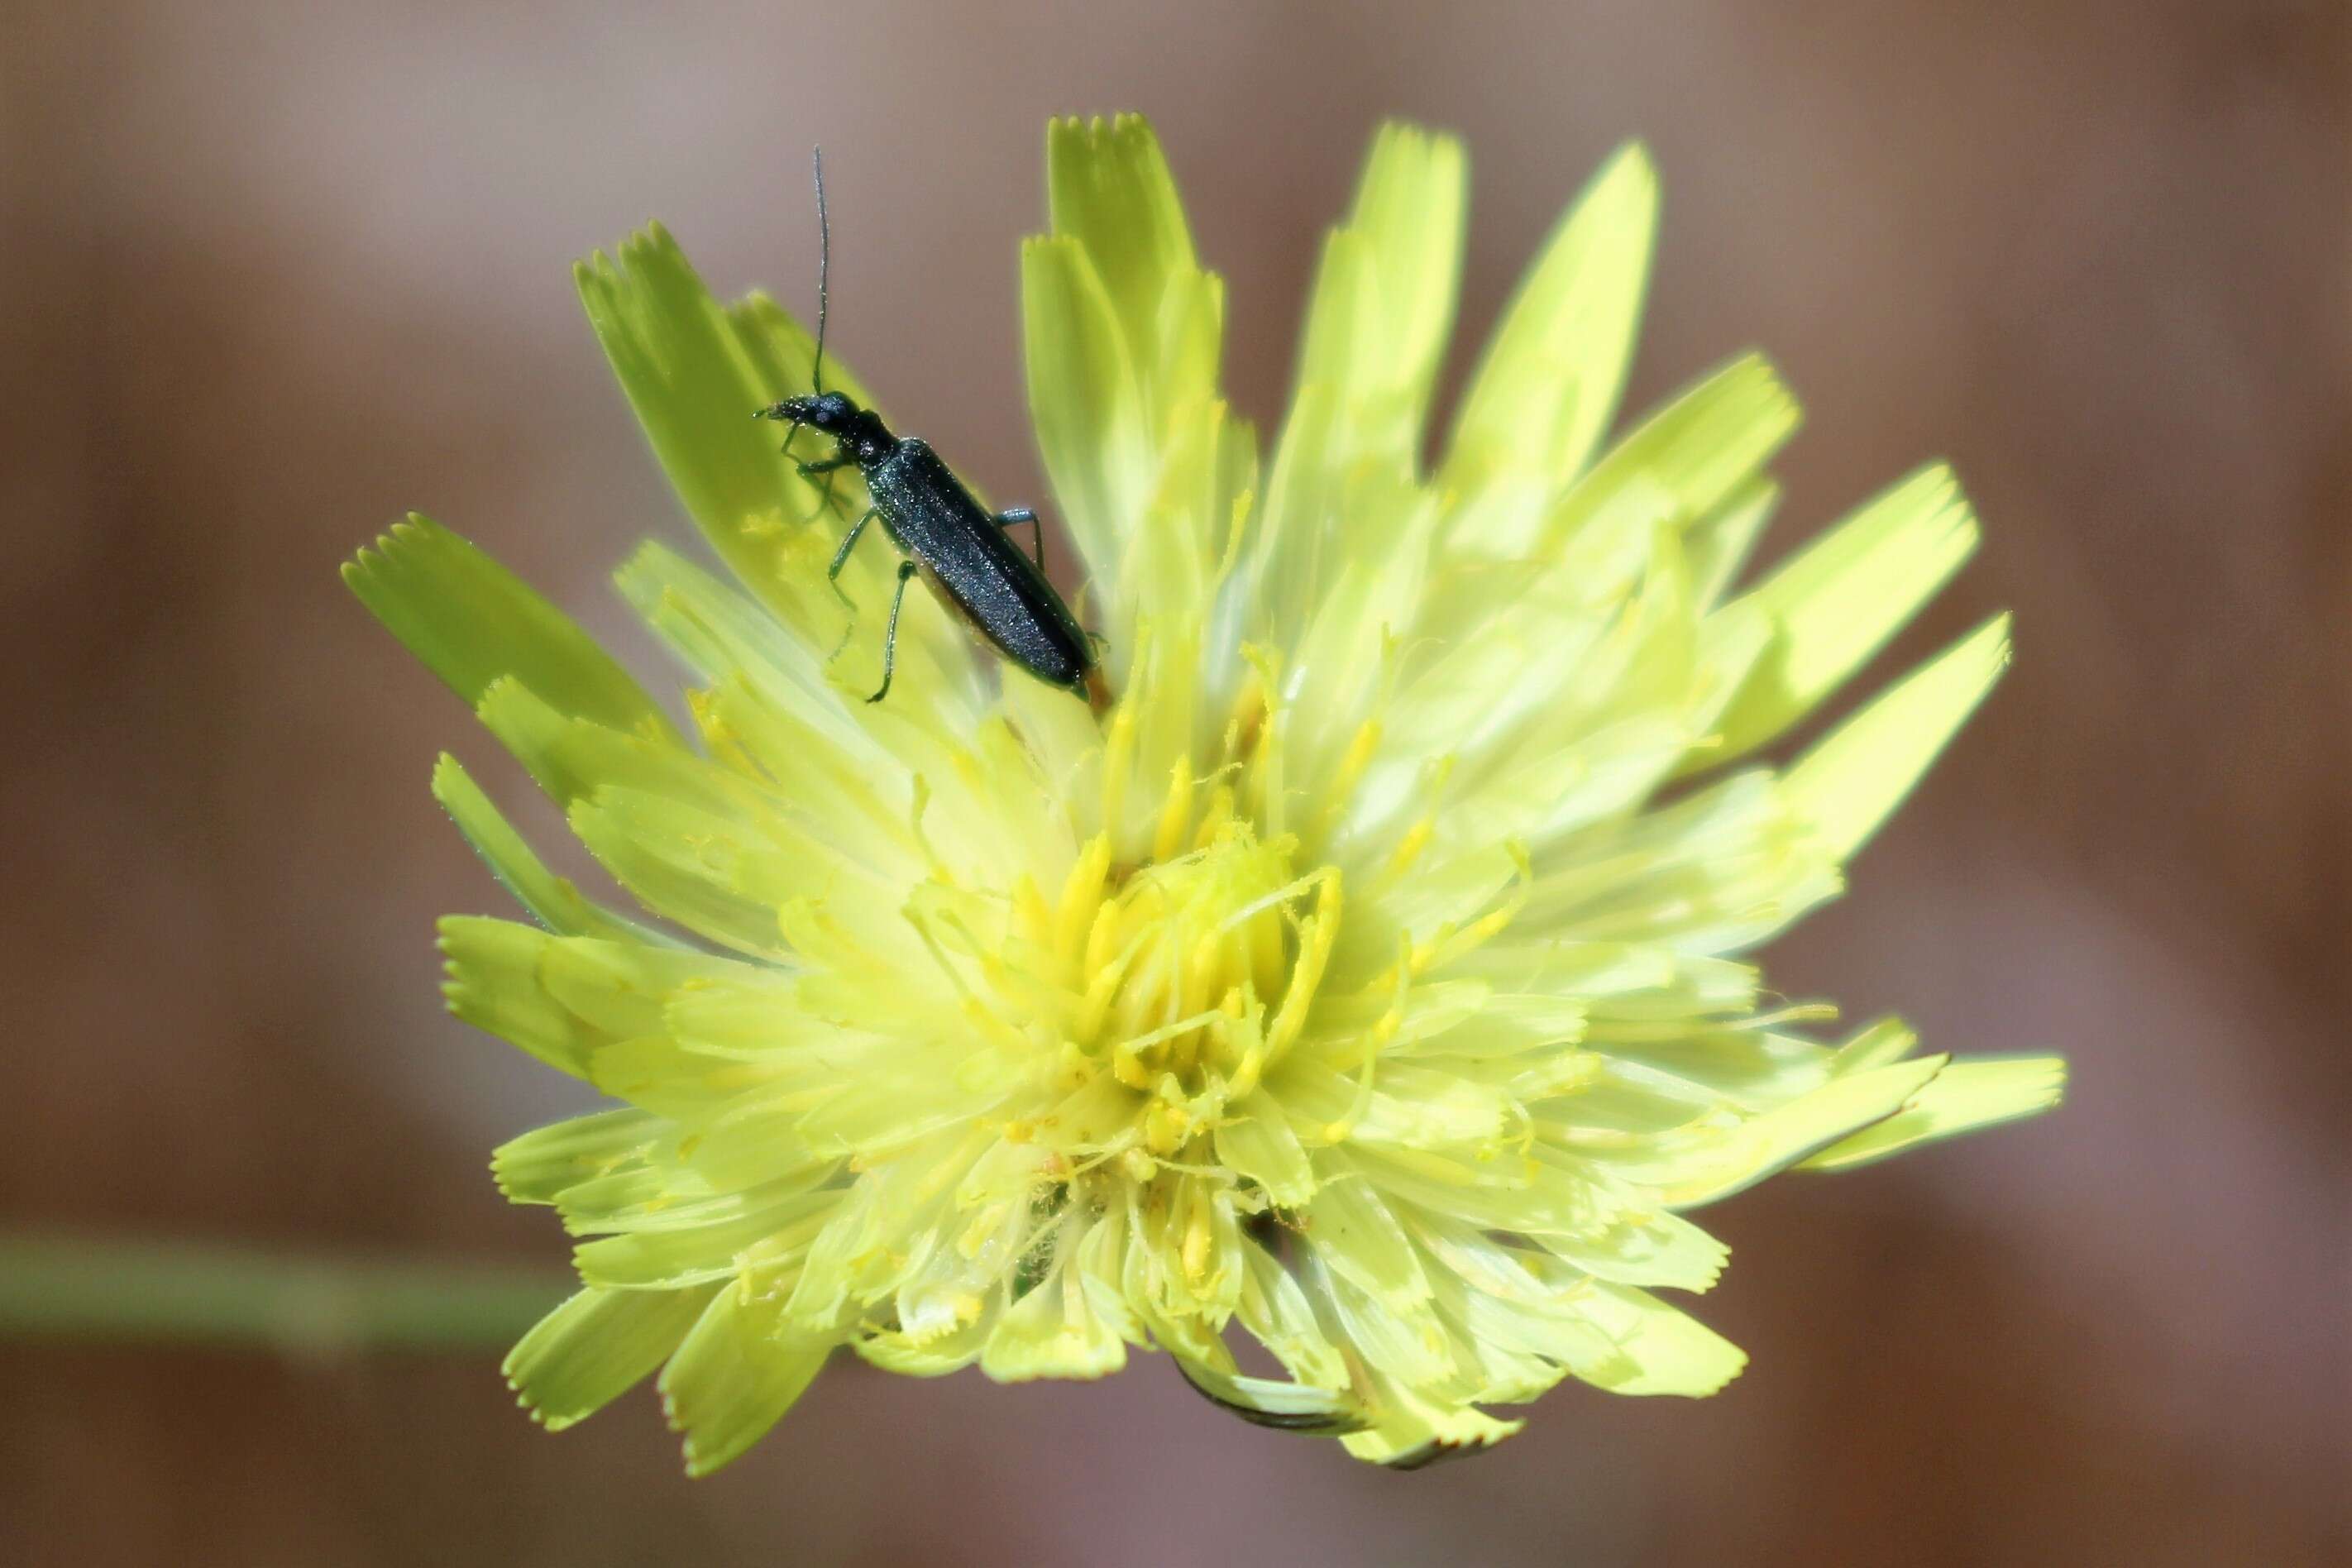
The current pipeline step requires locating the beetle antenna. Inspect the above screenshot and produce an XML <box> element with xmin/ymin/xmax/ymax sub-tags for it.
<box><xmin>810</xmin><ymin>145</ymin><xmax>829</xmax><ymax>395</ymax></box>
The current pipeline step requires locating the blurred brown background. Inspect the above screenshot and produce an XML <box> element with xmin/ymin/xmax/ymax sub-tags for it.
<box><xmin>5</xmin><ymin>1</ymin><xmax>2346</xmax><ymax>1562</ymax></box>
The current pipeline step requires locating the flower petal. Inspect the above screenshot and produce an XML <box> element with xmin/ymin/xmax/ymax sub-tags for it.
<box><xmin>503</xmin><ymin>1284</ymin><xmax>715</xmax><ymax>1432</ymax></box>
<box><xmin>1783</xmin><ymin>613</ymin><xmax>2011</xmax><ymax>861</ymax></box>
<box><xmin>1045</xmin><ymin>113</ymin><xmax>1213</xmax><ymax>423</ymax></box>
<box><xmin>1293</xmin><ymin>122</ymin><xmax>1466</xmax><ymax>476</ymax></box>
<box><xmin>980</xmin><ymin>1236</ymin><xmax>1130</xmax><ymax>1383</ymax></box>
<box><xmin>431</xmin><ymin>753</ymin><xmax>666</xmax><ymax>943</ymax></box>
<box><xmin>1546</xmin><ymin>352</ymin><xmax>1800</xmax><ymax>566</ymax></box>
<box><xmin>1340</xmin><ymin>1386</ymin><xmax>1523</xmax><ymax>1468</ymax></box>
<box><xmin>1570</xmin><ymin>1283</ymin><xmax>1747</xmax><ymax>1396</ymax></box>
<box><xmin>1684</xmin><ymin>477</ymin><xmax>1781</xmax><ymax>611</ymax></box>
<box><xmin>1247</xmin><ymin>126</ymin><xmax>1462</xmax><ymax>662</ymax></box>
<box><xmin>1027</xmin><ymin>114</ymin><xmax>1225</xmax><ymax>610</ymax></box>
<box><xmin>1444</xmin><ymin>141</ymin><xmax>1657</xmax><ymax>497</ymax></box>
<box><xmin>1628</xmin><ymin>1053</ymin><xmax>1950</xmax><ymax>1206</ymax></box>
<box><xmin>492</xmin><ymin>1107</ymin><xmax>669</xmax><ymax>1205</ymax></box>
<box><xmin>344</xmin><ymin>514</ymin><xmax>679</xmax><ymax>743</ymax></box>
<box><xmin>576</xmin><ymin>230</ymin><xmax>839</xmax><ymax>628</ymax></box>
<box><xmin>1022</xmin><ymin>234</ymin><xmax>1146</xmax><ymax>580</ymax></box>
<box><xmin>1212</xmin><ymin>1089</ymin><xmax>1320</xmax><ymax>1207</ymax></box>
<box><xmin>1701</xmin><ymin>464</ymin><xmax>1981</xmax><ymax>767</ymax></box>
<box><xmin>576</xmin><ymin>1186</ymin><xmax>837</xmax><ymax>1290</ymax></box>
<box><xmin>438</xmin><ymin>917</ymin><xmax>755</xmax><ymax>1080</ymax></box>
<box><xmin>1305</xmin><ymin>1178</ymin><xmax>1432</xmax><ymax>1307</ymax></box>
<box><xmin>1802</xmin><ymin>1054</ymin><xmax>2068</xmax><ymax>1170</ymax></box>
<box><xmin>658</xmin><ymin>1288</ymin><xmax>830</xmax><ymax>1476</ymax></box>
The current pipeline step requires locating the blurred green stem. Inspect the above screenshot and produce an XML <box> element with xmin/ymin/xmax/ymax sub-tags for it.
<box><xmin>0</xmin><ymin>1234</ymin><xmax>564</xmax><ymax>1355</ymax></box>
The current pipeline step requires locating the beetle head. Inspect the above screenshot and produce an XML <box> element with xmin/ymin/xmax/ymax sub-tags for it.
<box><xmin>758</xmin><ymin>391</ymin><xmax>893</xmax><ymax>465</ymax></box>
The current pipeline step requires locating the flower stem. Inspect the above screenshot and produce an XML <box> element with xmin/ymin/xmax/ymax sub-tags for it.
<box><xmin>0</xmin><ymin>1233</ymin><xmax>564</xmax><ymax>1355</ymax></box>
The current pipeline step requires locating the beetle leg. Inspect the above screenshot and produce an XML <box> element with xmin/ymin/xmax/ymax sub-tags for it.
<box><xmin>995</xmin><ymin>506</ymin><xmax>1043</xmax><ymax>570</ymax></box>
<box><xmin>798</xmin><ymin>457</ymin><xmax>853</xmax><ymax>519</ymax></box>
<box><xmin>868</xmin><ymin>559</ymin><xmax>918</xmax><ymax>704</ymax></box>
<box><xmin>790</xmin><ymin>457</ymin><xmax>850</xmax><ymax>520</ymax></box>
<box><xmin>829</xmin><ymin>508</ymin><xmax>877</xmax><ymax>581</ymax></box>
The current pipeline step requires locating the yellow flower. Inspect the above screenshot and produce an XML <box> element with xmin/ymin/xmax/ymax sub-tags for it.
<box><xmin>347</xmin><ymin>115</ymin><xmax>2064</xmax><ymax>1474</ymax></box>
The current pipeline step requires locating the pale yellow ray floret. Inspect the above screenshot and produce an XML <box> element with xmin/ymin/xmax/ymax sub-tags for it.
<box><xmin>349</xmin><ymin>112</ymin><xmax>2064</xmax><ymax>1475</ymax></box>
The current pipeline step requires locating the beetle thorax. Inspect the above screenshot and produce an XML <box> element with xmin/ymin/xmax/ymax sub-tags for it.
<box><xmin>827</xmin><ymin>404</ymin><xmax>895</xmax><ymax>466</ymax></box>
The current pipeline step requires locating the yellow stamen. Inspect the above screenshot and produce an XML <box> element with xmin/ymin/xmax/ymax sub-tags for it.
<box><xmin>1382</xmin><ymin>756</ymin><xmax>1456</xmax><ymax>882</ymax></box>
<box><xmin>1099</xmin><ymin>663</ymin><xmax>1140</xmax><ymax>837</ymax></box>
<box><xmin>1154</xmin><ymin>756</ymin><xmax>1195</xmax><ymax>864</ymax></box>
<box><xmin>1054</xmin><ymin>834</ymin><xmax>1111</xmax><ymax>963</ymax></box>
<box><xmin>1264</xmin><ymin>869</ymin><xmax>1341</xmax><ymax>1064</ymax></box>
<box><xmin>1181</xmin><ymin>1192</ymin><xmax>1214</xmax><ymax>1282</ymax></box>
<box><xmin>1314</xmin><ymin>716</ymin><xmax>1383</xmax><ymax>839</ymax></box>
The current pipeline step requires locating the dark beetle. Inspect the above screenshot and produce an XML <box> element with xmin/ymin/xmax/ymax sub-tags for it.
<box><xmin>755</xmin><ymin>149</ymin><xmax>1105</xmax><ymax>712</ymax></box>
<box><xmin>758</xmin><ymin>390</ymin><xmax>1105</xmax><ymax>710</ymax></box>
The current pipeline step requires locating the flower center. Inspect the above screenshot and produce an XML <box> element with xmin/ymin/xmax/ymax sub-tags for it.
<box><xmin>1018</xmin><ymin>794</ymin><xmax>1340</xmax><ymax>1170</ymax></box>
<box><xmin>1078</xmin><ymin>822</ymin><xmax>1297</xmax><ymax>1089</ymax></box>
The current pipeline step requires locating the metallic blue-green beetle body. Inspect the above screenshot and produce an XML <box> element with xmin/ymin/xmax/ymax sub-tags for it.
<box><xmin>758</xmin><ymin>391</ymin><xmax>1100</xmax><ymax>707</ymax></box>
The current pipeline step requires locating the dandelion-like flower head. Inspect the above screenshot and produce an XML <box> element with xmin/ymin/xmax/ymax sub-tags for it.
<box><xmin>349</xmin><ymin>116</ymin><xmax>2063</xmax><ymax>1472</ymax></box>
